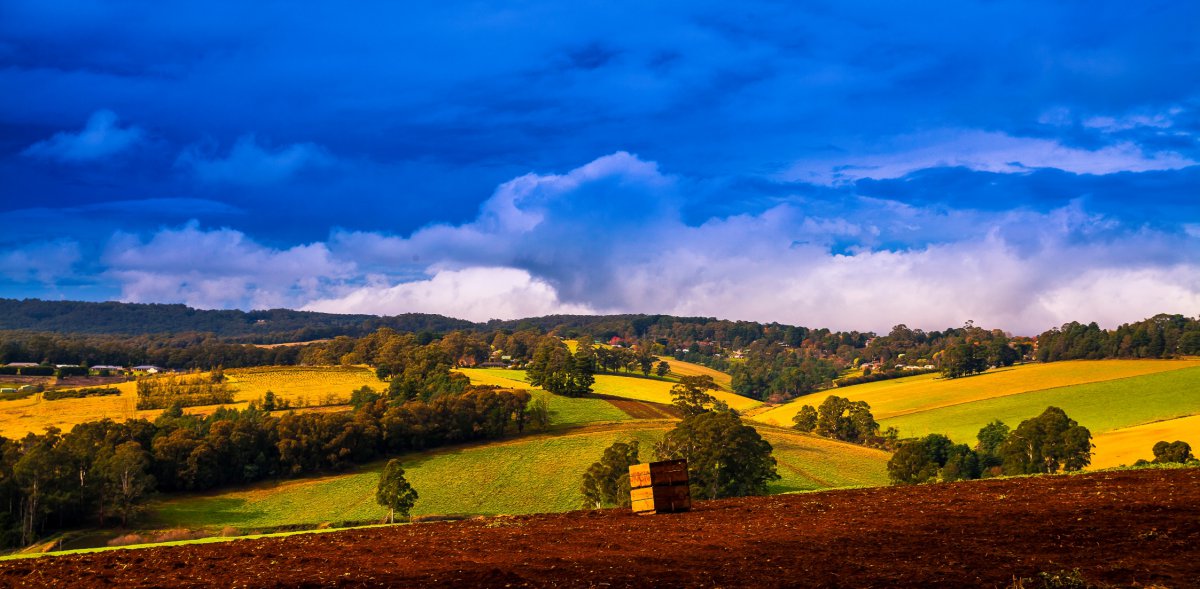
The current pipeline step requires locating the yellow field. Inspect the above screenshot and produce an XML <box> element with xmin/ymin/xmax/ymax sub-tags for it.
<box><xmin>0</xmin><ymin>366</ymin><xmax>391</xmax><ymax>437</ymax></box>
<box><xmin>659</xmin><ymin>357</ymin><xmax>734</xmax><ymax>391</ymax></box>
<box><xmin>1090</xmin><ymin>414</ymin><xmax>1200</xmax><ymax>469</ymax></box>
<box><xmin>752</xmin><ymin>359</ymin><xmax>1200</xmax><ymax>427</ymax></box>
<box><xmin>0</xmin><ymin>380</ymin><xmax>153</xmax><ymax>438</ymax></box>
<box><xmin>458</xmin><ymin>368</ymin><xmax>762</xmax><ymax>412</ymax></box>
<box><xmin>224</xmin><ymin>366</ymin><xmax>388</xmax><ymax>406</ymax></box>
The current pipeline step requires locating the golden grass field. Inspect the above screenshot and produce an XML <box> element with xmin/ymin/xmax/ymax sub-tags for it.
<box><xmin>1090</xmin><ymin>414</ymin><xmax>1200</xmax><ymax>469</ymax></box>
<box><xmin>0</xmin><ymin>366</ymin><xmax>390</xmax><ymax>438</ymax></box>
<box><xmin>753</xmin><ymin>359</ymin><xmax>1200</xmax><ymax>427</ymax></box>
<box><xmin>659</xmin><ymin>357</ymin><xmax>735</xmax><ymax>391</ymax></box>
<box><xmin>223</xmin><ymin>366</ymin><xmax>388</xmax><ymax>405</ymax></box>
<box><xmin>457</xmin><ymin>368</ymin><xmax>761</xmax><ymax>412</ymax></box>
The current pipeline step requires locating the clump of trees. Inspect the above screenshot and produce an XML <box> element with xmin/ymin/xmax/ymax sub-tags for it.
<box><xmin>1036</xmin><ymin>314</ymin><xmax>1200</xmax><ymax>361</ymax></box>
<box><xmin>655</xmin><ymin>410</ymin><xmax>780</xmax><ymax>499</ymax></box>
<box><xmin>526</xmin><ymin>338</ymin><xmax>594</xmax><ymax>397</ymax></box>
<box><xmin>886</xmin><ymin>407</ymin><xmax>1093</xmax><ymax>485</ymax></box>
<box><xmin>0</xmin><ymin>386</ymin><xmax>529</xmax><ymax>548</ymax></box>
<box><xmin>791</xmin><ymin>396</ymin><xmax>895</xmax><ymax>448</ymax></box>
<box><xmin>1137</xmin><ymin>440</ymin><xmax>1195</xmax><ymax>465</ymax></box>
<box><xmin>729</xmin><ymin>340</ymin><xmax>839</xmax><ymax>402</ymax></box>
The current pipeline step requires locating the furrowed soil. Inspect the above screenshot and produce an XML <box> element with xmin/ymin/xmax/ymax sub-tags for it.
<box><xmin>4</xmin><ymin>467</ymin><xmax>1197</xmax><ymax>588</ymax></box>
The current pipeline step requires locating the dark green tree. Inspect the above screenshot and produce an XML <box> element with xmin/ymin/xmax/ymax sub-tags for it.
<box><xmin>376</xmin><ymin>459</ymin><xmax>419</xmax><ymax>523</ymax></box>
<box><xmin>975</xmin><ymin>419</ymin><xmax>1010</xmax><ymax>471</ymax></box>
<box><xmin>815</xmin><ymin>396</ymin><xmax>879</xmax><ymax>443</ymax></box>
<box><xmin>580</xmin><ymin>440</ymin><xmax>641</xmax><ymax>509</ymax></box>
<box><xmin>654</xmin><ymin>411</ymin><xmax>779</xmax><ymax>499</ymax></box>
<box><xmin>887</xmin><ymin>434</ymin><xmax>955</xmax><ymax>485</ymax></box>
<box><xmin>791</xmin><ymin>405</ymin><xmax>818</xmax><ymax>432</ymax></box>
<box><xmin>1151</xmin><ymin>440</ymin><xmax>1193</xmax><ymax>464</ymax></box>
<box><xmin>940</xmin><ymin>342</ymin><xmax>988</xmax><ymax>378</ymax></box>
<box><xmin>998</xmin><ymin>407</ymin><xmax>1093</xmax><ymax>474</ymax></box>
<box><xmin>655</xmin><ymin>360</ymin><xmax>671</xmax><ymax>377</ymax></box>
<box><xmin>670</xmin><ymin>375</ymin><xmax>728</xmax><ymax>417</ymax></box>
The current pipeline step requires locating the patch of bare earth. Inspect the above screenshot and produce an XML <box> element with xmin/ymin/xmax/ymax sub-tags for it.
<box><xmin>2</xmin><ymin>468</ymin><xmax>1197</xmax><ymax>588</ymax></box>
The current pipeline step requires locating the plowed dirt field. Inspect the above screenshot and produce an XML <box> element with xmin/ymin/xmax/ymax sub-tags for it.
<box><xmin>3</xmin><ymin>467</ymin><xmax>1197</xmax><ymax>588</ymax></box>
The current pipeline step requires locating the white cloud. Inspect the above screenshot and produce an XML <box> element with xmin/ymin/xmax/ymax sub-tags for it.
<box><xmin>178</xmin><ymin>134</ymin><xmax>332</xmax><ymax>185</ymax></box>
<box><xmin>783</xmin><ymin>129</ymin><xmax>1196</xmax><ymax>185</ymax></box>
<box><xmin>22</xmin><ymin>110</ymin><xmax>144</xmax><ymax>162</ymax></box>
<box><xmin>67</xmin><ymin>152</ymin><xmax>1200</xmax><ymax>333</ymax></box>
<box><xmin>304</xmin><ymin>267</ymin><xmax>594</xmax><ymax>321</ymax></box>
<box><xmin>103</xmin><ymin>222</ymin><xmax>350</xmax><ymax>310</ymax></box>
<box><xmin>0</xmin><ymin>240</ymin><xmax>82</xmax><ymax>284</ymax></box>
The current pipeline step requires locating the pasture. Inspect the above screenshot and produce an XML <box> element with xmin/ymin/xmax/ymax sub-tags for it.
<box><xmin>1090</xmin><ymin>414</ymin><xmax>1200</xmax><ymax>469</ymax></box>
<box><xmin>660</xmin><ymin>357</ymin><xmax>734</xmax><ymax>391</ymax></box>
<box><xmin>224</xmin><ymin>366</ymin><xmax>388</xmax><ymax>406</ymax></box>
<box><xmin>877</xmin><ymin>366</ymin><xmax>1200</xmax><ymax>456</ymax></box>
<box><xmin>146</xmin><ymin>420</ymin><xmax>888</xmax><ymax>532</ymax></box>
<box><xmin>752</xmin><ymin>359</ymin><xmax>1200</xmax><ymax>427</ymax></box>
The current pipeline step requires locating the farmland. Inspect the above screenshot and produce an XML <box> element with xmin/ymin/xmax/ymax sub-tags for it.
<box><xmin>1090</xmin><ymin>414</ymin><xmax>1200</xmax><ymax>469</ymax></box>
<box><xmin>146</xmin><ymin>421</ymin><xmax>886</xmax><ymax>532</ymax></box>
<box><xmin>660</xmin><ymin>356</ymin><xmax>734</xmax><ymax>391</ymax></box>
<box><xmin>9</xmin><ymin>467</ymin><xmax>1198</xmax><ymax>587</ymax></box>
<box><xmin>0</xmin><ymin>366</ymin><xmax>391</xmax><ymax>438</ymax></box>
<box><xmin>458</xmin><ymin>368</ymin><xmax>762</xmax><ymax>412</ymax></box>
<box><xmin>753</xmin><ymin>359</ymin><xmax>1200</xmax><ymax>426</ymax></box>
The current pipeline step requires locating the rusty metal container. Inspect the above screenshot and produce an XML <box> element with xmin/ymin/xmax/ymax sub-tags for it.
<box><xmin>629</xmin><ymin>459</ymin><xmax>691</xmax><ymax>515</ymax></box>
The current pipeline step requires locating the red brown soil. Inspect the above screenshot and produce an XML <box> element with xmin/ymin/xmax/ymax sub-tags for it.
<box><xmin>601</xmin><ymin>396</ymin><xmax>682</xmax><ymax>419</ymax></box>
<box><xmin>4</xmin><ymin>467</ymin><xmax>1198</xmax><ymax>588</ymax></box>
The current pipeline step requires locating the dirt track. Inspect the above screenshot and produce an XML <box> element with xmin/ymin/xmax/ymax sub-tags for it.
<box><xmin>3</xmin><ymin>467</ymin><xmax>1198</xmax><ymax>588</ymax></box>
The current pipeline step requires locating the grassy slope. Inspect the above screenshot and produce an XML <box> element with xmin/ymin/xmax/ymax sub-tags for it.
<box><xmin>753</xmin><ymin>359</ymin><xmax>1200</xmax><ymax>426</ymax></box>
<box><xmin>459</xmin><ymin>368</ymin><xmax>761</xmax><ymax>412</ymax></box>
<box><xmin>147</xmin><ymin>421</ymin><xmax>888</xmax><ymax>531</ymax></box>
<box><xmin>876</xmin><ymin>367</ymin><xmax>1200</xmax><ymax>467</ymax></box>
<box><xmin>659</xmin><ymin>357</ymin><xmax>734</xmax><ymax>391</ymax></box>
<box><xmin>1090</xmin><ymin>414</ymin><xmax>1200</xmax><ymax>469</ymax></box>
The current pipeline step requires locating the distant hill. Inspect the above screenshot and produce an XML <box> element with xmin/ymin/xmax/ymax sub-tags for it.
<box><xmin>0</xmin><ymin>299</ymin><xmax>475</xmax><ymax>342</ymax></box>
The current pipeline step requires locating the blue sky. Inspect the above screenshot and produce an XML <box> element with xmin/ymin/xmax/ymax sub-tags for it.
<box><xmin>2</xmin><ymin>1</ymin><xmax>1198</xmax><ymax>333</ymax></box>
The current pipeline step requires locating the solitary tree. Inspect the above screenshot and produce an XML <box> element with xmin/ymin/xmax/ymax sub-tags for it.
<box><xmin>655</xmin><ymin>360</ymin><xmax>671</xmax><ymax>377</ymax></box>
<box><xmin>815</xmin><ymin>396</ymin><xmax>879</xmax><ymax>443</ymax></box>
<box><xmin>376</xmin><ymin>459</ymin><xmax>419</xmax><ymax>523</ymax></box>
<box><xmin>580</xmin><ymin>440</ymin><xmax>640</xmax><ymax>508</ymax></box>
<box><xmin>655</xmin><ymin>411</ymin><xmax>779</xmax><ymax>499</ymax></box>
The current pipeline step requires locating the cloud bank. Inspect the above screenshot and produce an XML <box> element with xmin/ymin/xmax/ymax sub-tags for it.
<box><xmin>56</xmin><ymin>153</ymin><xmax>1199</xmax><ymax>333</ymax></box>
<box><xmin>22</xmin><ymin>110</ymin><xmax>144</xmax><ymax>162</ymax></box>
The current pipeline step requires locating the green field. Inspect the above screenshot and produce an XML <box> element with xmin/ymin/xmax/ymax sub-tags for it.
<box><xmin>459</xmin><ymin>368</ymin><xmax>762</xmax><ymax>412</ymax></box>
<box><xmin>146</xmin><ymin>422</ymin><xmax>887</xmax><ymax>531</ymax></box>
<box><xmin>527</xmin><ymin>389</ymin><xmax>632</xmax><ymax>426</ymax></box>
<box><xmin>753</xmin><ymin>359</ymin><xmax>1200</xmax><ymax>427</ymax></box>
<box><xmin>878</xmin><ymin>366</ymin><xmax>1200</xmax><ymax>445</ymax></box>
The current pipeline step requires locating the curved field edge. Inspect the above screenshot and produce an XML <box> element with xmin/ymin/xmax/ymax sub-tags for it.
<box><xmin>143</xmin><ymin>422</ymin><xmax>887</xmax><ymax>531</ymax></box>
<box><xmin>458</xmin><ymin>368</ymin><xmax>762</xmax><ymax>412</ymax></box>
<box><xmin>1090</xmin><ymin>413</ymin><xmax>1200</xmax><ymax>468</ymax></box>
<box><xmin>752</xmin><ymin>359</ymin><xmax>1200</xmax><ymax>427</ymax></box>
<box><xmin>878</xmin><ymin>366</ymin><xmax>1200</xmax><ymax>453</ymax></box>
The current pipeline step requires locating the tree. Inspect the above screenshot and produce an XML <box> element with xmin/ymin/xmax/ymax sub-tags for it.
<box><xmin>1151</xmin><ymin>440</ymin><xmax>1193</xmax><ymax>464</ymax></box>
<box><xmin>95</xmin><ymin>441</ymin><xmax>153</xmax><ymax>527</ymax></box>
<box><xmin>887</xmin><ymin>434</ymin><xmax>955</xmax><ymax>485</ymax></box>
<box><xmin>670</xmin><ymin>375</ymin><xmax>728</xmax><ymax>417</ymax></box>
<box><xmin>791</xmin><ymin>405</ymin><xmax>818</xmax><ymax>432</ymax></box>
<box><xmin>940</xmin><ymin>342</ymin><xmax>988</xmax><ymax>379</ymax></box>
<box><xmin>580</xmin><ymin>440</ymin><xmax>640</xmax><ymax>509</ymax></box>
<box><xmin>654</xmin><ymin>411</ymin><xmax>779</xmax><ymax>499</ymax></box>
<box><xmin>655</xmin><ymin>360</ymin><xmax>670</xmax><ymax>377</ymax></box>
<box><xmin>815</xmin><ymin>396</ymin><xmax>878</xmax><ymax>444</ymax></box>
<box><xmin>998</xmin><ymin>407</ymin><xmax>1093</xmax><ymax>474</ymax></box>
<box><xmin>528</xmin><ymin>339</ymin><xmax>594</xmax><ymax>398</ymax></box>
<box><xmin>376</xmin><ymin>459</ymin><xmax>419</xmax><ymax>523</ymax></box>
<box><xmin>975</xmin><ymin>419</ymin><xmax>1010</xmax><ymax>472</ymax></box>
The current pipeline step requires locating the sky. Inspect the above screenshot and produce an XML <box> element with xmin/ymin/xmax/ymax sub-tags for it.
<box><xmin>1</xmin><ymin>1</ymin><xmax>1198</xmax><ymax>334</ymax></box>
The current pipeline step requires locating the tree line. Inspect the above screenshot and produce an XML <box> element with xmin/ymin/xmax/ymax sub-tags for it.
<box><xmin>1035</xmin><ymin>314</ymin><xmax>1200</xmax><ymax>361</ymax></box>
<box><xmin>0</xmin><ymin>386</ymin><xmax>529</xmax><ymax>548</ymax></box>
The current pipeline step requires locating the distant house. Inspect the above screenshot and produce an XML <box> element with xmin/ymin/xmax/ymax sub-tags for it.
<box><xmin>608</xmin><ymin>336</ymin><xmax>624</xmax><ymax>346</ymax></box>
<box><xmin>132</xmin><ymin>365</ymin><xmax>162</xmax><ymax>374</ymax></box>
<box><xmin>5</xmin><ymin>362</ymin><xmax>38</xmax><ymax>368</ymax></box>
<box><xmin>91</xmin><ymin>365</ymin><xmax>126</xmax><ymax>372</ymax></box>
<box><xmin>55</xmin><ymin>364</ymin><xmax>78</xmax><ymax>369</ymax></box>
